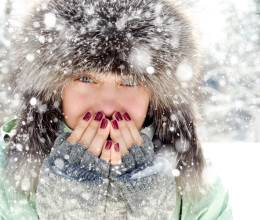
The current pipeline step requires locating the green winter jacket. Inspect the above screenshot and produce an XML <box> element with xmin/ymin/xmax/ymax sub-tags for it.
<box><xmin>0</xmin><ymin>120</ymin><xmax>232</xmax><ymax>220</ymax></box>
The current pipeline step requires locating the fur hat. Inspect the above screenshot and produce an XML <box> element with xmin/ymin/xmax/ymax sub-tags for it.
<box><xmin>5</xmin><ymin>0</ymin><xmax>206</xmax><ymax>197</ymax></box>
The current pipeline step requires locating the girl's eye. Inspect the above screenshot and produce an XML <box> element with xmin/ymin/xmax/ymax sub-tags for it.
<box><xmin>78</xmin><ymin>77</ymin><xmax>95</xmax><ymax>83</ymax></box>
<box><xmin>120</xmin><ymin>81</ymin><xmax>138</xmax><ymax>87</ymax></box>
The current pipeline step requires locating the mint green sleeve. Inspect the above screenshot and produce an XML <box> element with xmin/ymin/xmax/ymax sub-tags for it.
<box><xmin>0</xmin><ymin>140</ymin><xmax>12</xmax><ymax>220</ymax></box>
<box><xmin>0</xmin><ymin>140</ymin><xmax>39</xmax><ymax>220</ymax></box>
<box><xmin>173</xmin><ymin>172</ymin><xmax>233</xmax><ymax>220</ymax></box>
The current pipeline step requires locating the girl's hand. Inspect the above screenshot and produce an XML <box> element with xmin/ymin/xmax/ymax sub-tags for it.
<box><xmin>109</xmin><ymin>112</ymin><xmax>144</xmax><ymax>165</ymax></box>
<box><xmin>67</xmin><ymin>112</ymin><xmax>112</xmax><ymax>162</ymax></box>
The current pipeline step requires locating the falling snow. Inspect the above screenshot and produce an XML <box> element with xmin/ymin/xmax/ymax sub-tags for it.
<box><xmin>175</xmin><ymin>138</ymin><xmax>190</xmax><ymax>153</ymax></box>
<box><xmin>115</xmin><ymin>15</ymin><xmax>127</xmax><ymax>31</ymax></box>
<box><xmin>16</xmin><ymin>144</ymin><xmax>23</xmax><ymax>151</ymax></box>
<box><xmin>30</xmin><ymin>97</ymin><xmax>37</xmax><ymax>106</ymax></box>
<box><xmin>146</xmin><ymin>66</ymin><xmax>155</xmax><ymax>74</ymax></box>
<box><xmin>175</xmin><ymin>60</ymin><xmax>193</xmax><ymax>82</ymax></box>
<box><xmin>129</xmin><ymin>46</ymin><xmax>152</xmax><ymax>73</ymax></box>
<box><xmin>0</xmin><ymin>0</ymin><xmax>259</xmax><ymax>219</ymax></box>
<box><xmin>54</xmin><ymin>158</ymin><xmax>65</xmax><ymax>170</ymax></box>
<box><xmin>21</xmin><ymin>178</ymin><xmax>31</xmax><ymax>191</ymax></box>
<box><xmin>172</xmin><ymin>169</ymin><xmax>180</xmax><ymax>177</ymax></box>
<box><xmin>38</xmin><ymin>36</ymin><xmax>45</xmax><ymax>44</ymax></box>
<box><xmin>81</xmin><ymin>192</ymin><xmax>91</xmax><ymax>200</ymax></box>
<box><xmin>44</xmin><ymin>13</ymin><xmax>56</xmax><ymax>28</ymax></box>
<box><xmin>25</xmin><ymin>54</ymin><xmax>35</xmax><ymax>62</ymax></box>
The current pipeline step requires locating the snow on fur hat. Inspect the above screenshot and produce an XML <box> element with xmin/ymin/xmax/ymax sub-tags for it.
<box><xmin>5</xmin><ymin>0</ymin><xmax>205</xmax><ymax>196</ymax></box>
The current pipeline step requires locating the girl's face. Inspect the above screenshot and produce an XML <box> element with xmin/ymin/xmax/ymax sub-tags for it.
<box><xmin>62</xmin><ymin>73</ymin><xmax>150</xmax><ymax>130</ymax></box>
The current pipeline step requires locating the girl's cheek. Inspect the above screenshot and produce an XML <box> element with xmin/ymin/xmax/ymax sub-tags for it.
<box><xmin>123</xmin><ymin>99</ymin><xmax>149</xmax><ymax>129</ymax></box>
<box><xmin>63</xmin><ymin>96</ymin><xmax>92</xmax><ymax>128</ymax></box>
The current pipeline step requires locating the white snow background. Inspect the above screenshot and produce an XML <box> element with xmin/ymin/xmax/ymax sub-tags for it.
<box><xmin>203</xmin><ymin>142</ymin><xmax>260</xmax><ymax>220</ymax></box>
<box><xmin>0</xmin><ymin>0</ymin><xmax>260</xmax><ymax>219</ymax></box>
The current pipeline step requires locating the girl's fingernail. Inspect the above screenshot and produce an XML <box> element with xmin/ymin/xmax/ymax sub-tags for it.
<box><xmin>111</xmin><ymin>120</ymin><xmax>119</xmax><ymax>129</ymax></box>
<box><xmin>100</xmin><ymin>118</ymin><xmax>108</xmax><ymax>129</ymax></box>
<box><xmin>114</xmin><ymin>143</ymin><xmax>120</xmax><ymax>152</ymax></box>
<box><xmin>123</xmin><ymin>112</ymin><xmax>131</xmax><ymax>121</ymax></box>
<box><xmin>83</xmin><ymin>112</ymin><xmax>92</xmax><ymax>121</ymax></box>
<box><xmin>94</xmin><ymin>112</ymin><xmax>103</xmax><ymax>121</ymax></box>
<box><xmin>105</xmin><ymin>140</ymin><xmax>112</xmax><ymax>150</ymax></box>
<box><xmin>115</xmin><ymin>112</ymin><xmax>123</xmax><ymax>121</ymax></box>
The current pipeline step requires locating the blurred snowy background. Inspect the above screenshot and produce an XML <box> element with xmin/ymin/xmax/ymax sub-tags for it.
<box><xmin>0</xmin><ymin>0</ymin><xmax>259</xmax><ymax>219</ymax></box>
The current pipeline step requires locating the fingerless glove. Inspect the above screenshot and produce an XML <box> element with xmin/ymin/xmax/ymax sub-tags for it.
<box><xmin>36</xmin><ymin>132</ymin><xmax>176</xmax><ymax>220</ymax></box>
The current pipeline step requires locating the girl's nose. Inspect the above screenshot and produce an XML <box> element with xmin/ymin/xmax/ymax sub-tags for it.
<box><xmin>95</xmin><ymin>81</ymin><xmax>119</xmax><ymax>118</ymax></box>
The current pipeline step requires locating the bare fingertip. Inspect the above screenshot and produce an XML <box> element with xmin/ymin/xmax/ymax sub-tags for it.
<box><xmin>112</xmin><ymin>160</ymin><xmax>122</xmax><ymax>166</ymax></box>
<box><xmin>67</xmin><ymin>137</ymin><xmax>76</xmax><ymax>145</ymax></box>
<box><xmin>122</xmin><ymin>151</ymin><xmax>129</xmax><ymax>157</ymax></box>
<box><xmin>138</xmin><ymin>139</ymin><xmax>144</xmax><ymax>146</ymax></box>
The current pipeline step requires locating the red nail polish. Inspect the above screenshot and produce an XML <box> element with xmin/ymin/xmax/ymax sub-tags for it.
<box><xmin>111</xmin><ymin>120</ymin><xmax>119</xmax><ymax>129</ymax></box>
<box><xmin>105</xmin><ymin>140</ymin><xmax>112</xmax><ymax>150</ymax></box>
<box><xmin>114</xmin><ymin>143</ymin><xmax>120</xmax><ymax>152</ymax></box>
<box><xmin>83</xmin><ymin>112</ymin><xmax>91</xmax><ymax>121</ymax></box>
<box><xmin>123</xmin><ymin>112</ymin><xmax>131</xmax><ymax>121</ymax></box>
<box><xmin>100</xmin><ymin>118</ymin><xmax>108</xmax><ymax>129</ymax></box>
<box><xmin>94</xmin><ymin>112</ymin><xmax>103</xmax><ymax>121</ymax></box>
<box><xmin>115</xmin><ymin>112</ymin><xmax>123</xmax><ymax>121</ymax></box>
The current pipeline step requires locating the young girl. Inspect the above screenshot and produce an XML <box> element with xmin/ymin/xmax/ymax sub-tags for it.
<box><xmin>0</xmin><ymin>0</ymin><xmax>232</xmax><ymax>219</ymax></box>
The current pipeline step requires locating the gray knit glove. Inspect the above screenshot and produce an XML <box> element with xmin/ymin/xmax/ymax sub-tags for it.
<box><xmin>37</xmin><ymin>132</ymin><xmax>176</xmax><ymax>220</ymax></box>
<box><xmin>106</xmin><ymin>133</ymin><xmax>176</xmax><ymax>220</ymax></box>
<box><xmin>36</xmin><ymin>133</ymin><xmax>110</xmax><ymax>220</ymax></box>
<box><xmin>109</xmin><ymin>132</ymin><xmax>154</xmax><ymax>177</ymax></box>
<box><xmin>51</xmin><ymin>132</ymin><xmax>110</xmax><ymax>178</ymax></box>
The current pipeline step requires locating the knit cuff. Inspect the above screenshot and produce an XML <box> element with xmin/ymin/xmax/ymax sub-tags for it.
<box><xmin>110</xmin><ymin>133</ymin><xmax>155</xmax><ymax>177</ymax></box>
<box><xmin>52</xmin><ymin>133</ymin><xmax>110</xmax><ymax>178</ymax></box>
<box><xmin>130</xmin><ymin>132</ymin><xmax>154</xmax><ymax>165</ymax></box>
